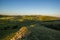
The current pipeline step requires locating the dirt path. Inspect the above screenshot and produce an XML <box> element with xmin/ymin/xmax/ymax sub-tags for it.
<box><xmin>10</xmin><ymin>26</ymin><xmax>30</xmax><ymax>40</ymax></box>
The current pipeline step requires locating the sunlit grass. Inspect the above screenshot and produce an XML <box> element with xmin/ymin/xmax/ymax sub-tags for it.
<box><xmin>18</xmin><ymin>19</ymin><xmax>24</xmax><ymax>22</ymax></box>
<box><xmin>30</xmin><ymin>24</ymin><xmax>36</xmax><ymax>27</ymax></box>
<box><xmin>0</xmin><ymin>17</ymin><xmax>14</xmax><ymax>20</ymax></box>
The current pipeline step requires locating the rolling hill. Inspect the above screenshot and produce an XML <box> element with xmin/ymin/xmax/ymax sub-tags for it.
<box><xmin>0</xmin><ymin>15</ymin><xmax>60</xmax><ymax>40</ymax></box>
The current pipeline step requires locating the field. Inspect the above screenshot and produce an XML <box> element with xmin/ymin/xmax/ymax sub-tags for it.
<box><xmin>0</xmin><ymin>15</ymin><xmax>60</xmax><ymax>40</ymax></box>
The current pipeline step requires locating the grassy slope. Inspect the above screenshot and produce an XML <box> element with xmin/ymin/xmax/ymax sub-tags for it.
<box><xmin>22</xmin><ymin>24</ymin><xmax>60</xmax><ymax>40</ymax></box>
<box><xmin>0</xmin><ymin>20</ymin><xmax>20</xmax><ymax>40</ymax></box>
<box><xmin>0</xmin><ymin>29</ymin><xmax>18</xmax><ymax>40</ymax></box>
<box><xmin>0</xmin><ymin>15</ymin><xmax>60</xmax><ymax>40</ymax></box>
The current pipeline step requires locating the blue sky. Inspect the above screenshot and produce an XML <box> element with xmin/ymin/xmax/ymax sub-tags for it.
<box><xmin>0</xmin><ymin>0</ymin><xmax>60</xmax><ymax>17</ymax></box>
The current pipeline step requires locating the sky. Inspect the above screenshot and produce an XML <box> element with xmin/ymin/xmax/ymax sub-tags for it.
<box><xmin>0</xmin><ymin>0</ymin><xmax>60</xmax><ymax>17</ymax></box>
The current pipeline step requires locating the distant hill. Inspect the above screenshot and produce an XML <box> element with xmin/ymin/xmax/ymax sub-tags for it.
<box><xmin>0</xmin><ymin>15</ymin><xmax>60</xmax><ymax>21</ymax></box>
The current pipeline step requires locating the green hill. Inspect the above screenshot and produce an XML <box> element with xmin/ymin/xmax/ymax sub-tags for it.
<box><xmin>0</xmin><ymin>15</ymin><xmax>60</xmax><ymax>40</ymax></box>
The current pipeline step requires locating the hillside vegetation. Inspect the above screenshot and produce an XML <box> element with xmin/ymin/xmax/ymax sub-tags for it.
<box><xmin>0</xmin><ymin>15</ymin><xmax>60</xmax><ymax>40</ymax></box>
